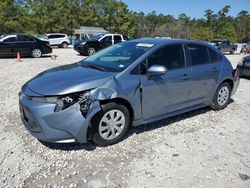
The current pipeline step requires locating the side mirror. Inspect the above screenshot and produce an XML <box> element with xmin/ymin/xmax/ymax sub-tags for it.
<box><xmin>147</xmin><ymin>65</ymin><xmax>167</xmax><ymax>77</ymax></box>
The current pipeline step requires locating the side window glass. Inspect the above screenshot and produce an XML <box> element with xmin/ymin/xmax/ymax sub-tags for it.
<box><xmin>147</xmin><ymin>44</ymin><xmax>185</xmax><ymax>70</ymax></box>
<box><xmin>114</xmin><ymin>35</ymin><xmax>122</xmax><ymax>43</ymax></box>
<box><xmin>188</xmin><ymin>44</ymin><xmax>210</xmax><ymax>66</ymax></box>
<box><xmin>17</xmin><ymin>36</ymin><xmax>33</xmax><ymax>42</ymax></box>
<box><xmin>102</xmin><ymin>36</ymin><xmax>112</xmax><ymax>42</ymax></box>
<box><xmin>208</xmin><ymin>48</ymin><xmax>218</xmax><ymax>62</ymax></box>
<box><xmin>4</xmin><ymin>37</ymin><xmax>16</xmax><ymax>42</ymax></box>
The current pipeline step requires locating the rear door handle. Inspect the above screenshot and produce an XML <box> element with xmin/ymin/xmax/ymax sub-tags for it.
<box><xmin>212</xmin><ymin>67</ymin><xmax>219</xmax><ymax>72</ymax></box>
<box><xmin>181</xmin><ymin>74</ymin><xmax>192</xmax><ymax>80</ymax></box>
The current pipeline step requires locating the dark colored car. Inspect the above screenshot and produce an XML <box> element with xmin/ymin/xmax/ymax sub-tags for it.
<box><xmin>210</xmin><ymin>39</ymin><xmax>237</xmax><ymax>54</ymax></box>
<box><xmin>19</xmin><ymin>38</ymin><xmax>240</xmax><ymax>146</ymax></box>
<box><xmin>0</xmin><ymin>34</ymin><xmax>52</xmax><ymax>58</ymax></box>
<box><xmin>237</xmin><ymin>55</ymin><xmax>250</xmax><ymax>77</ymax></box>
<box><xmin>74</xmin><ymin>34</ymin><xmax>127</xmax><ymax>56</ymax></box>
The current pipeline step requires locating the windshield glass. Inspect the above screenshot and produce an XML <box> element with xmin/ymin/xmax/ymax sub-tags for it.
<box><xmin>0</xmin><ymin>35</ymin><xmax>6</xmax><ymax>41</ymax></box>
<box><xmin>81</xmin><ymin>41</ymin><xmax>154</xmax><ymax>72</ymax></box>
<box><xmin>91</xmin><ymin>34</ymin><xmax>106</xmax><ymax>40</ymax></box>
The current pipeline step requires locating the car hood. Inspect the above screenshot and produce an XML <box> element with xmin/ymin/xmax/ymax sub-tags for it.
<box><xmin>23</xmin><ymin>63</ymin><xmax>114</xmax><ymax>96</ymax></box>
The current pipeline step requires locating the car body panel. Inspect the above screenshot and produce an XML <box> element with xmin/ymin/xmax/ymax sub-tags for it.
<box><xmin>19</xmin><ymin>38</ymin><xmax>239</xmax><ymax>143</ymax></box>
<box><xmin>238</xmin><ymin>55</ymin><xmax>250</xmax><ymax>77</ymax></box>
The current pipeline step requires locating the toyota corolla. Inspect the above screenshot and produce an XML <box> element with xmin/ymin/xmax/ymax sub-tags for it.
<box><xmin>19</xmin><ymin>38</ymin><xmax>240</xmax><ymax>146</ymax></box>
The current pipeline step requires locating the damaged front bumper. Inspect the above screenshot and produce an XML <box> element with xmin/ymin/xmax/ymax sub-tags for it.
<box><xmin>19</xmin><ymin>95</ymin><xmax>101</xmax><ymax>143</ymax></box>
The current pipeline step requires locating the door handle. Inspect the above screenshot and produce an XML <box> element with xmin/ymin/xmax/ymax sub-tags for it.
<box><xmin>212</xmin><ymin>67</ymin><xmax>219</xmax><ymax>72</ymax></box>
<box><xmin>181</xmin><ymin>74</ymin><xmax>192</xmax><ymax>80</ymax></box>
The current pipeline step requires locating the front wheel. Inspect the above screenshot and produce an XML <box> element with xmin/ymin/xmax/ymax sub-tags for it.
<box><xmin>90</xmin><ymin>102</ymin><xmax>130</xmax><ymax>146</ymax></box>
<box><xmin>87</xmin><ymin>47</ymin><xmax>96</xmax><ymax>56</ymax></box>
<box><xmin>31</xmin><ymin>49</ymin><xmax>42</xmax><ymax>58</ymax></box>
<box><xmin>211</xmin><ymin>82</ymin><xmax>231</xmax><ymax>110</ymax></box>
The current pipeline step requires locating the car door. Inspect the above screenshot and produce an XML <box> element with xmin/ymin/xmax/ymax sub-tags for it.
<box><xmin>99</xmin><ymin>36</ymin><xmax>113</xmax><ymax>49</ymax></box>
<box><xmin>186</xmin><ymin>44</ymin><xmax>221</xmax><ymax>105</ymax></box>
<box><xmin>48</xmin><ymin>35</ymin><xmax>57</xmax><ymax>45</ymax></box>
<box><xmin>114</xmin><ymin>35</ymin><xmax>122</xmax><ymax>44</ymax></box>
<box><xmin>15</xmin><ymin>36</ymin><xmax>35</xmax><ymax>55</ymax></box>
<box><xmin>140</xmin><ymin>44</ymin><xmax>193</xmax><ymax>120</ymax></box>
<box><xmin>1</xmin><ymin>36</ymin><xmax>17</xmax><ymax>56</ymax></box>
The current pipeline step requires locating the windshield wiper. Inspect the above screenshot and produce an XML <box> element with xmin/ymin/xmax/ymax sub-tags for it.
<box><xmin>82</xmin><ymin>64</ymin><xmax>106</xmax><ymax>71</ymax></box>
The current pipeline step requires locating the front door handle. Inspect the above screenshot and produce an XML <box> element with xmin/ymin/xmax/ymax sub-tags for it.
<box><xmin>181</xmin><ymin>74</ymin><xmax>192</xmax><ymax>80</ymax></box>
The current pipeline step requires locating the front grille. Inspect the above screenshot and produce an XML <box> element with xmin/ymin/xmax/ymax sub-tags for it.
<box><xmin>19</xmin><ymin>103</ymin><xmax>42</xmax><ymax>132</ymax></box>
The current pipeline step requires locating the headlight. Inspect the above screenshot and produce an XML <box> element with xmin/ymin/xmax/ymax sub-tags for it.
<box><xmin>79</xmin><ymin>42</ymin><xmax>86</xmax><ymax>47</ymax></box>
<box><xmin>31</xmin><ymin>91</ymin><xmax>91</xmax><ymax>113</ymax></box>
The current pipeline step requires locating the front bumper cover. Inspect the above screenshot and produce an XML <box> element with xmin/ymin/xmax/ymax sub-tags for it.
<box><xmin>19</xmin><ymin>96</ymin><xmax>101</xmax><ymax>143</ymax></box>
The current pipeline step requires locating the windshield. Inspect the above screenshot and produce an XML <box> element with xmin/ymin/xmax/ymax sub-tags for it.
<box><xmin>81</xmin><ymin>41</ymin><xmax>154</xmax><ymax>72</ymax></box>
<box><xmin>91</xmin><ymin>34</ymin><xmax>106</xmax><ymax>40</ymax></box>
<box><xmin>0</xmin><ymin>35</ymin><xmax>6</xmax><ymax>41</ymax></box>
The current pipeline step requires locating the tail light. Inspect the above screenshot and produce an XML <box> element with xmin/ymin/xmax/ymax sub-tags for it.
<box><xmin>234</xmin><ymin>68</ymin><xmax>240</xmax><ymax>80</ymax></box>
<box><xmin>46</xmin><ymin>42</ymin><xmax>51</xmax><ymax>48</ymax></box>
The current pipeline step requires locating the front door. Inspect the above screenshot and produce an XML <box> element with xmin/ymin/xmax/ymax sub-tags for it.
<box><xmin>99</xmin><ymin>36</ymin><xmax>113</xmax><ymax>49</ymax></box>
<box><xmin>140</xmin><ymin>44</ymin><xmax>193</xmax><ymax>120</ymax></box>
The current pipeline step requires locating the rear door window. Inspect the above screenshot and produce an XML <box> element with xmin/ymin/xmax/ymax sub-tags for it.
<box><xmin>114</xmin><ymin>35</ymin><xmax>122</xmax><ymax>44</ymax></box>
<box><xmin>17</xmin><ymin>36</ymin><xmax>34</xmax><ymax>42</ymax></box>
<box><xmin>188</xmin><ymin>44</ymin><xmax>210</xmax><ymax>66</ymax></box>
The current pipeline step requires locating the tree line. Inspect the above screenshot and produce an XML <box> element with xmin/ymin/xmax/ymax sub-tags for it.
<box><xmin>0</xmin><ymin>0</ymin><xmax>250</xmax><ymax>42</ymax></box>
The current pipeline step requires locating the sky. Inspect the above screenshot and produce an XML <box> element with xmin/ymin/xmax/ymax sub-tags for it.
<box><xmin>121</xmin><ymin>0</ymin><xmax>250</xmax><ymax>18</ymax></box>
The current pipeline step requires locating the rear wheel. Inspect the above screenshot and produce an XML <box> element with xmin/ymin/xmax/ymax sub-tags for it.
<box><xmin>61</xmin><ymin>42</ymin><xmax>68</xmax><ymax>48</ymax></box>
<box><xmin>211</xmin><ymin>82</ymin><xmax>231</xmax><ymax>110</ymax></box>
<box><xmin>90</xmin><ymin>102</ymin><xmax>130</xmax><ymax>146</ymax></box>
<box><xmin>31</xmin><ymin>48</ymin><xmax>42</xmax><ymax>58</ymax></box>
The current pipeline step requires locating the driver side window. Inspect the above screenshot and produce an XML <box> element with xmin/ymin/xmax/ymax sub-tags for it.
<box><xmin>147</xmin><ymin>44</ymin><xmax>185</xmax><ymax>70</ymax></box>
<box><xmin>102</xmin><ymin>36</ymin><xmax>112</xmax><ymax>43</ymax></box>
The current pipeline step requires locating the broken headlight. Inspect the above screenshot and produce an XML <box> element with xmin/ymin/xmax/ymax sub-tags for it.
<box><xmin>31</xmin><ymin>91</ymin><xmax>91</xmax><ymax>113</ymax></box>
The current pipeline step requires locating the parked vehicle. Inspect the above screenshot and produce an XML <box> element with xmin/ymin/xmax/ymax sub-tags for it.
<box><xmin>45</xmin><ymin>33</ymin><xmax>71</xmax><ymax>48</ymax></box>
<box><xmin>0</xmin><ymin>34</ymin><xmax>52</xmax><ymax>58</ymax></box>
<box><xmin>74</xmin><ymin>33</ymin><xmax>128</xmax><ymax>56</ymax></box>
<box><xmin>19</xmin><ymin>38</ymin><xmax>240</xmax><ymax>146</ymax></box>
<box><xmin>210</xmin><ymin>39</ymin><xmax>237</xmax><ymax>54</ymax></box>
<box><xmin>240</xmin><ymin>43</ymin><xmax>250</xmax><ymax>54</ymax></box>
<box><xmin>237</xmin><ymin>55</ymin><xmax>250</xmax><ymax>77</ymax></box>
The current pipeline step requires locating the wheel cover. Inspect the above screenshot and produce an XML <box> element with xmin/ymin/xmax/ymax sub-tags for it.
<box><xmin>88</xmin><ymin>48</ymin><xmax>96</xmax><ymax>55</ymax></box>
<box><xmin>32</xmin><ymin>49</ymin><xmax>41</xmax><ymax>57</ymax></box>
<box><xmin>98</xmin><ymin>109</ymin><xmax>126</xmax><ymax>140</ymax></box>
<box><xmin>217</xmin><ymin>86</ymin><xmax>229</xmax><ymax>106</ymax></box>
<box><xmin>62</xmin><ymin>43</ymin><xmax>67</xmax><ymax>48</ymax></box>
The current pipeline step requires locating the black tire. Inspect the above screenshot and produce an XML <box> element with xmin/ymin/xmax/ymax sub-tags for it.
<box><xmin>211</xmin><ymin>82</ymin><xmax>231</xmax><ymax>110</ymax></box>
<box><xmin>61</xmin><ymin>42</ymin><xmax>68</xmax><ymax>48</ymax></box>
<box><xmin>90</xmin><ymin>102</ymin><xmax>130</xmax><ymax>146</ymax></box>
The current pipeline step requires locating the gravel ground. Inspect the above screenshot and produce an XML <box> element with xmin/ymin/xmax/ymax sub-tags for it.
<box><xmin>0</xmin><ymin>48</ymin><xmax>249</xmax><ymax>188</ymax></box>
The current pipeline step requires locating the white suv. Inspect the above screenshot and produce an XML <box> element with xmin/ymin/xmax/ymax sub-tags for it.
<box><xmin>46</xmin><ymin>33</ymin><xmax>70</xmax><ymax>48</ymax></box>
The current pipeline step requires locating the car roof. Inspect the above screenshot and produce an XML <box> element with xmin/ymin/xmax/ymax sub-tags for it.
<box><xmin>129</xmin><ymin>38</ymin><xmax>211</xmax><ymax>47</ymax></box>
<box><xmin>46</xmin><ymin>33</ymin><xmax>66</xmax><ymax>35</ymax></box>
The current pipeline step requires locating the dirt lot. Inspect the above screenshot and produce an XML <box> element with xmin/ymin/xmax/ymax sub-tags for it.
<box><xmin>0</xmin><ymin>48</ymin><xmax>249</xmax><ymax>188</ymax></box>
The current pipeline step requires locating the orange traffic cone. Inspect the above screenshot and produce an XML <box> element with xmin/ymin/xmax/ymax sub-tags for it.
<box><xmin>51</xmin><ymin>55</ymin><xmax>58</xmax><ymax>60</ymax></box>
<box><xmin>16</xmin><ymin>52</ymin><xmax>22</xmax><ymax>62</ymax></box>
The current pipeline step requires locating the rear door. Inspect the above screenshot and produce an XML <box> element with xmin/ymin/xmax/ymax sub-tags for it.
<box><xmin>15</xmin><ymin>35</ymin><xmax>35</xmax><ymax>55</ymax></box>
<box><xmin>186</xmin><ymin>44</ymin><xmax>221</xmax><ymax>105</ymax></box>
<box><xmin>114</xmin><ymin>35</ymin><xmax>122</xmax><ymax>44</ymax></box>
